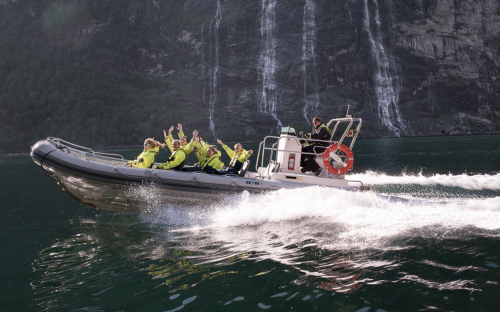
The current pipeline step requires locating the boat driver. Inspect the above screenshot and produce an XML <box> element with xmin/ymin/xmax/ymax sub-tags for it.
<box><xmin>299</xmin><ymin>116</ymin><xmax>331</xmax><ymax>175</ymax></box>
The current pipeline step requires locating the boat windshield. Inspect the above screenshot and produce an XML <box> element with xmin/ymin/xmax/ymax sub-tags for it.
<box><xmin>280</xmin><ymin>126</ymin><xmax>296</xmax><ymax>136</ymax></box>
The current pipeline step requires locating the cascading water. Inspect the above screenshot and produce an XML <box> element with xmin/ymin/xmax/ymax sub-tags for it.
<box><xmin>302</xmin><ymin>0</ymin><xmax>320</xmax><ymax>124</ymax></box>
<box><xmin>201</xmin><ymin>23</ymin><xmax>206</xmax><ymax>116</ymax></box>
<box><xmin>363</xmin><ymin>0</ymin><xmax>406</xmax><ymax>136</ymax></box>
<box><xmin>207</xmin><ymin>0</ymin><xmax>222</xmax><ymax>139</ymax></box>
<box><xmin>345</xmin><ymin>2</ymin><xmax>363</xmax><ymax>73</ymax></box>
<box><xmin>259</xmin><ymin>0</ymin><xmax>282</xmax><ymax>131</ymax></box>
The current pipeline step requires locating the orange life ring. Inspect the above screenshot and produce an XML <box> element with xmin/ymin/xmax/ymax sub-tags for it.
<box><xmin>323</xmin><ymin>143</ymin><xmax>354</xmax><ymax>175</ymax></box>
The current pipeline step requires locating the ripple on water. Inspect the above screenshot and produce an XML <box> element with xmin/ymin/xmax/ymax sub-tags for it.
<box><xmin>28</xmin><ymin>179</ymin><xmax>500</xmax><ymax>311</ymax></box>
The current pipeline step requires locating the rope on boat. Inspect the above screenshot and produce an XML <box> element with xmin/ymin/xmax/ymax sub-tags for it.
<box><xmin>114</xmin><ymin>168</ymin><xmax>248</xmax><ymax>190</ymax></box>
<box><xmin>38</xmin><ymin>144</ymin><xmax>66</xmax><ymax>177</ymax></box>
<box><xmin>113</xmin><ymin>167</ymin><xmax>131</xmax><ymax>177</ymax></box>
<box><xmin>230</xmin><ymin>180</ymin><xmax>246</xmax><ymax>189</ymax></box>
<box><xmin>112</xmin><ymin>167</ymin><xmax>148</xmax><ymax>179</ymax></box>
<box><xmin>190</xmin><ymin>176</ymin><xmax>214</xmax><ymax>189</ymax></box>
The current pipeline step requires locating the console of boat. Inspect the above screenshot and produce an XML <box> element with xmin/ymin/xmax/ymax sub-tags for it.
<box><xmin>30</xmin><ymin>111</ymin><xmax>368</xmax><ymax>209</ymax></box>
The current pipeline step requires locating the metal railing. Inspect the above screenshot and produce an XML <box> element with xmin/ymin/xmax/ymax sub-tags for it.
<box><xmin>47</xmin><ymin>137</ymin><xmax>126</xmax><ymax>163</ymax></box>
<box><xmin>326</xmin><ymin>117</ymin><xmax>363</xmax><ymax>150</ymax></box>
<box><xmin>254</xmin><ymin>117</ymin><xmax>362</xmax><ymax>175</ymax></box>
<box><xmin>255</xmin><ymin>136</ymin><xmax>338</xmax><ymax>174</ymax></box>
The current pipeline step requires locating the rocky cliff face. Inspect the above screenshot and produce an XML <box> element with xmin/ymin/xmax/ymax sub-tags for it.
<box><xmin>392</xmin><ymin>0</ymin><xmax>500</xmax><ymax>135</ymax></box>
<box><xmin>1</xmin><ymin>0</ymin><xmax>499</xmax><ymax>149</ymax></box>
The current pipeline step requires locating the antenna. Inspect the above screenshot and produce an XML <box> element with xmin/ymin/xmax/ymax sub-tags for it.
<box><xmin>345</xmin><ymin>104</ymin><xmax>353</xmax><ymax>118</ymax></box>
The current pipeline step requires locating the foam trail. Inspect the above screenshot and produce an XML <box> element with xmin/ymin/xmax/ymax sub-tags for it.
<box><xmin>210</xmin><ymin>187</ymin><xmax>500</xmax><ymax>228</ymax></box>
<box><xmin>207</xmin><ymin>187</ymin><xmax>500</xmax><ymax>249</ymax></box>
<box><xmin>131</xmin><ymin>183</ymin><xmax>500</xmax><ymax>254</ymax></box>
<box><xmin>350</xmin><ymin>171</ymin><xmax>500</xmax><ymax>191</ymax></box>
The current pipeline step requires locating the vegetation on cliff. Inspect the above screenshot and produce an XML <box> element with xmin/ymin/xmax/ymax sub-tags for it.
<box><xmin>1</xmin><ymin>0</ymin><xmax>499</xmax><ymax>153</ymax></box>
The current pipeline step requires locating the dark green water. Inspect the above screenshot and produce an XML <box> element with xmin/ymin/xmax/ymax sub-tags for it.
<box><xmin>2</xmin><ymin>135</ymin><xmax>500</xmax><ymax>311</ymax></box>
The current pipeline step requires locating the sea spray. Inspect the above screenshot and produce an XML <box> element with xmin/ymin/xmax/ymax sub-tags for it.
<box><xmin>135</xmin><ymin>182</ymin><xmax>500</xmax><ymax>295</ymax></box>
<box><xmin>130</xmin><ymin>172</ymin><xmax>500</xmax><ymax>250</ymax></box>
<box><xmin>350</xmin><ymin>171</ymin><xmax>500</xmax><ymax>191</ymax></box>
<box><xmin>207</xmin><ymin>186</ymin><xmax>500</xmax><ymax>249</ymax></box>
<box><xmin>125</xmin><ymin>183</ymin><xmax>211</xmax><ymax>227</ymax></box>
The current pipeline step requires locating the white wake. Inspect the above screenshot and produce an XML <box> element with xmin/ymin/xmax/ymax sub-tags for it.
<box><xmin>134</xmin><ymin>173</ymin><xmax>500</xmax><ymax>250</ymax></box>
<box><xmin>349</xmin><ymin>171</ymin><xmax>500</xmax><ymax>191</ymax></box>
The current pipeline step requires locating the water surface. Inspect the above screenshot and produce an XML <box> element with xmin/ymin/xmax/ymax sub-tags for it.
<box><xmin>1</xmin><ymin>135</ymin><xmax>500</xmax><ymax>311</ymax></box>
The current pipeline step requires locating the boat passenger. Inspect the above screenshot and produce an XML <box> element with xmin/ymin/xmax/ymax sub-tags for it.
<box><xmin>192</xmin><ymin>137</ymin><xmax>220</xmax><ymax>156</ymax></box>
<box><xmin>201</xmin><ymin>146</ymin><xmax>226</xmax><ymax>174</ymax></box>
<box><xmin>188</xmin><ymin>137</ymin><xmax>208</xmax><ymax>171</ymax></box>
<box><xmin>299</xmin><ymin>116</ymin><xmax>331</xmax><ymax>175</ymax></box>
<box><xmin>156</xmin><ymin>140</ymin><xmax>186</xmax><ymax>170</ymax></box>
<box><xmin>163</xmin><ymin>124</ymin><xmax>197</xmax><ymax>155</ymax></box>
<box><xmin>217</xmin><ymin>139</ymin><xmax>253</xmax><ymax>172</ymax></box>
<box><xmin>209</xmin><ymin>144</ymin><xmax>222</xmax><ymax>157</ymax></box>
<box><xmin>187</xmin><ymin>138</ymin><xmax>224</xmax><ymax>172</ymax></box>
<box><xmin>194</xmin><ymin>136</ymin><xmax>209</xmax><ymax>155</ymax></box>
<box><xmin>176</xmin><ymin>123</ymin><xmax>197</xmax><ymax>155</ymax></box>
<box><xmin>125</xmin><ymin>138</ymin><xmax>164</xmax><ymax>168</ymax></box>
<box><xmin>189</xmin><ymin>137</ymin><xmax>204</xmax><ymax>170</ymax></box>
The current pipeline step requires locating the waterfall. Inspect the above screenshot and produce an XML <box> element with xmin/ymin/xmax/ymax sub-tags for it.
<box><xmin>302</xmin><ymin>0</ymin><xmax>320</xmax><ymax>124</ymax></box>
<box><xmin>363</xmin><ymin>0</ymin><xmax>406</xmax><ymax>136</ymax></box>
<box><xmin>259</xmin><ymin>0</ymin><xmax>282</xmax><ymax>131</ymax></box>
<box><xmin>207</xmin><ymin>0</ymin><xmax>222</xmax><ymax>139</ymax></box>
<box><xmin>201</xmin><ymin>23</ymin><xmax>206</xmax><ymax>115</ymax></box>
<box><xmin>345</xmin><ymin>2</ymin><xmax>362</xmax><ymax>66</ymax></box>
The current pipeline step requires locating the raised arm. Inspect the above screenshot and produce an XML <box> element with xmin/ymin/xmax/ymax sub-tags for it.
<box><xmin>177</xmin><ymin>123</ymin><xmax>185</xmax><ymax>139</ymax></box>
<box><xmin>220</xmin><ymin>142</ymin><xmax>235</xmax><ymax>159</ymax></box>
<box><xmin>164</xmin><ymin>128</ymin><xmax>174</xmax><ymax>153</ymax></box>
<box><xmin>242</xmin><ymin>149</ymin><xmax>253</xmax><ymax>161</ymax></box>
<box><xmin>185</xmin><ymin>130</ymin><xmax>198</xmax><ymax>154</ymax></box>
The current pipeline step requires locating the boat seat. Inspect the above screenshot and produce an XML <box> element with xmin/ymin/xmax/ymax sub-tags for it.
<box><xmin>182</xmin><ymin>165</ymin><xmax>196</xmax><ymax>171</ymax></box>
<box><xmin>177</xmin><ymin>159</ymin><xmax>187</xmax><ymax>171</ymax></box>
<box><xmin>153</xmin><ymin>159</ymin><xmax>187</xmax><ymax>171</ymax></box>
<box><xmin>149</xmin><ymin>155</ymin><xmax>158</xmax><ymax>168</ymax></box>
<box><xmin>238</xmin><ymin>160</ymin><xmax>250</xmax><ymax>177</ymax></box>
<box><xmin>312</xmin><ymin>145</ymin><xmax>328</xmax><ymax>155</ymax></box>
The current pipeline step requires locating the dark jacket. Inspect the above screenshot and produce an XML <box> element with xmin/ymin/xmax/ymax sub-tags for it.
<box><xmin>305</xmin><ymin>124</ymin><xmax>331</xmax><ymax>146</ymax></box>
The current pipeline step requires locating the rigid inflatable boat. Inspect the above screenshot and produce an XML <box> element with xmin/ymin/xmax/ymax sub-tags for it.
<box><xmin>30</xmin><ymin>113</ymin><xmax>368</xmax><ymax>210</ymax></box>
